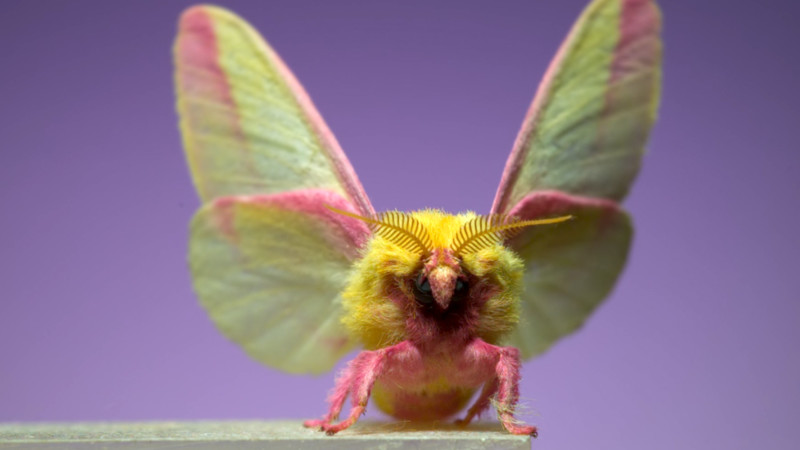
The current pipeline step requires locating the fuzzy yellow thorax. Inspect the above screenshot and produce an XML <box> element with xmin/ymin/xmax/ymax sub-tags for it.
<box><xmin>341</xmin><ymin>210</ymin><xmax>525</xmax><ymax>350</ymax></box>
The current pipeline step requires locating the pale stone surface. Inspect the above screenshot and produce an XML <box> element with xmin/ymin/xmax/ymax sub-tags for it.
<box><xmin>0</xmin><ymin>420</ymin><xmax>531</xmax><ymax>449</ymax></box>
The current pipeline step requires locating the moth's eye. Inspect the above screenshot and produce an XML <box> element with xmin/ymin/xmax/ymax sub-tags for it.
<box><xmin>414</xmin><ymin>274</ymin><xmax>435</xmax><ymax>305</ymax></box>
<box><xmin>453</xmin><ymin>278</ymin><xmax>469</xmax><ymax>301</ymax></box>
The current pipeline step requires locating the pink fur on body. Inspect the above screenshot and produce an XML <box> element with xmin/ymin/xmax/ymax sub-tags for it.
<box><xmin>303</xmin><ymin>339</ymin><xmax>536</xmax><ymax>436</ymax></box>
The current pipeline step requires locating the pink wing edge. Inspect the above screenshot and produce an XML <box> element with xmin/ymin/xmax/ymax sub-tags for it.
<box><xmin>506</xmin><ymin>190</ymin><xmax>624</xmax><ymax>227</ymax></box>
<box><xmin>207</xmin><ymin>189</ymin><xmax>372</xmax><ymax>261</ymax></box>
<box><xmin>491</xmin><ymin>0</ymin><xmax>660</xmax><ymax>215</ymax></box>
<box><xmin>178</xmin><ymin>6</ymin><xmax>375</xmax><ymax>218</ymax></box>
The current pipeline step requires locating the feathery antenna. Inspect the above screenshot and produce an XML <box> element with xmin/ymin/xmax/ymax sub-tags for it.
<box><xmin>326</xmin><ymin>205</ymin><xmax>433</xmax><ymax>256</ymax></box>
<box><xmin>452</xmin><ymin>214</ymin><xmax>573</xmax><ymax>257</ymax></box>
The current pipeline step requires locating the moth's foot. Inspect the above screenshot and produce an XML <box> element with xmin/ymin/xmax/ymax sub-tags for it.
<box><xmin>302</xmin><ymin>419</ymin><xmax>342</xmax><ymax>435</ymax></box>
<box><xmin>303</xmin><ymin>412</ymin><xmax>361</xmax><ymax>435</ymax></box>
<box><xmin>503</xmin><ymin>422</ymin><xmax>538</xmax><ymax>437</ymax></box>
<box><xmin>302</xmin><ymin>419</ymin><xmax>329</xmax><ymax>429</ymax></box>
<box><xmin>319</xmin><ymin>421</ymin><xmax>351</xmax><ymax>435</ymax></box>
<box><xmin>315</xmin><ymin>405</ymin><xmax>364</xmax><ymax>435</ymax></box>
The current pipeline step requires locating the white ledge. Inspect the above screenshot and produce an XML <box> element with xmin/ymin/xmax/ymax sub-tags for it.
<box><xmin>0</xmin><ymin>420</ymin><xmax>531</xmax><ymax>449</ymax></box>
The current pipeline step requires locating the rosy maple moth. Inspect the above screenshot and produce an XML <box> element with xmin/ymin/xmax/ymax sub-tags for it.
<box><xmin>173</xmin><ymin>0</ymin><xmax>661</xmax><ymax>436</ymax></box>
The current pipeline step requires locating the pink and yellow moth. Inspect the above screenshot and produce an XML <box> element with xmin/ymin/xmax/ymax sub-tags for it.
<box><xmin>173</xmin><ymin>0</ymin><xmax>662</xmax><ymax>436</ymax></box>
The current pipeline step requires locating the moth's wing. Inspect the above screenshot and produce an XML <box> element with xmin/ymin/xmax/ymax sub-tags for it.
<box><xmin>492</xmin><ymin>0</ymin><xmax>662</xmax><ymax>212</ymax></box>
<box><xmin>493</xmin><ymin>0</ymin><xmax>661</xmax><ymax>359</ymax></box>
<box><xmin>176</xmin><ymin>6</ymin><xmax>375</xmax><ymax>374</ymax></box>
<box><xmin>503</xmin><ymin>192</ymin><xmax>631</xmax><ymax>359</ymax></box>
<box><xmin>175</xmin><ymin>5</ymin><xmax>373</xmax><ymax>216</ymax></box>
<box><xmin>190</xmin><ymin>190</ymin><xmax>370</xmax><ymax>374</ymax></box>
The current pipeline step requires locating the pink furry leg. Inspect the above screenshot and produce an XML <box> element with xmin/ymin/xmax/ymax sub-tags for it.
<box><xmin>310</xmin><ymin>341</ymin><xmax>417</xmax><ymax>435</ymax></box>
<box><xmin>455</xmin><ymin>377</ymin><xmax>498</xmax><ymax>426</ymax></box>
<box><xmin>494</xmin><ymin>345</ymin><xmax>538</xmax><ymax>437</ymax></box>
<box><xmin>303</xmin><ymin>365</ymin><xmax>353</xmax><ymax>429</ymax></box>
<box><xmin>318</xmin><ymin>351</ymin><xmax>380</xmax><ymax>435</ymax></box>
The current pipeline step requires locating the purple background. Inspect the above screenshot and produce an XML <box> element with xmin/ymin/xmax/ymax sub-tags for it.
<box><xmin>1</xmin><ymin>0</ymin><xmax>798</xmax><ymax>449</ymax></box>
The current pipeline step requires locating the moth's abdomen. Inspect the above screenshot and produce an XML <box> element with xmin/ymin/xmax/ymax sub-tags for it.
<box><xmin>372</xmin><ymin>380</ymin><xmax>475</xmax><ymax>420</ymax></box>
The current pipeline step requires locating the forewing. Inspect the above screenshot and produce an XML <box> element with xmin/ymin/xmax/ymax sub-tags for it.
<box><xmin>492</xmin><ymin>0</ymin><xmax>662</xmax><ymax>213</ymax></box>
<box><xmin>175</xmin><ymin>5</ymin><xmax>373</xmax><ymax>215</ymax></box>
<box><xmin>503</xmin><ymin>192</ymin><xmax>631</xmax><ymax>359</ymax></box>
<box><xmin>190</xmin><ymin>190</ymin><xmax>370</xmax><ymax>374</ymax></box>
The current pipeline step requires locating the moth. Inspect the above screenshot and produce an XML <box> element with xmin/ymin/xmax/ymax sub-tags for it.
<box><xmin>174</xmin><ymin>0</ymin><xmax>661</xmax><ymax>436</ymax></box>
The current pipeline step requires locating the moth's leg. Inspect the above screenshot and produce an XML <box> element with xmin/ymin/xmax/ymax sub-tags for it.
<box><xmin>460</xmin><ymin>339</ymin><xmax>537</xmax><ymax>436</ymax></box>
<box><xmin>320</xmin><ymin>341</ymin><xmax>417</xmax><ymax>435</ymax></box>
<box><xmin>455</xmin><ymin>377</ymin><xmax>498</xmax><ymax>426</ymax></box>
<box><xmin>316</xmin><ymin>352</ymin><xmax>378</xmax><ymax>435</ymax></box>
<box><xmin>493</xmin><ymin>345</ymin><xmax>538</xmax><ymax>437</ymax></box>
<box><xmin>303</xmin><ymin>364</ymin><xmax>354</xmax><ymax>428</ymax></box>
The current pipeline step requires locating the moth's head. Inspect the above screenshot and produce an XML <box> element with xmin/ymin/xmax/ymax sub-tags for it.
<box><xmin>331</xmin><ymin>206</ymin><xmax>571</xmax><ymax>348</ymax></box>
<box><xmin>382</xmin><ymin>211</ymin><xmax>472</xmax><ymax>313</ymax></box>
